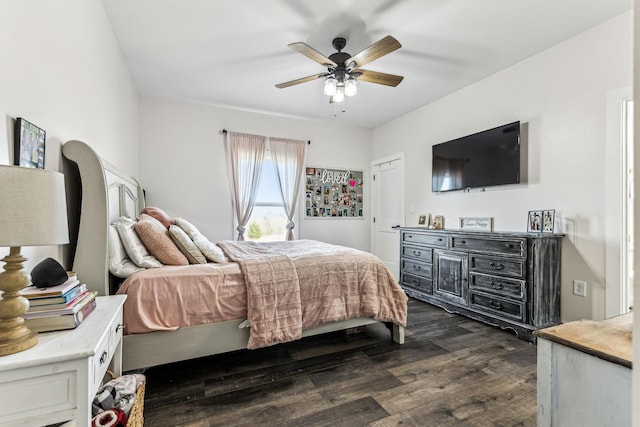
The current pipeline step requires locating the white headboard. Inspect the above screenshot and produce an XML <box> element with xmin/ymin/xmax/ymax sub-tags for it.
<box><xmin>62</xmin><ymin>140</ymin><xmax>145</xmax><ymax>296</ymax></box>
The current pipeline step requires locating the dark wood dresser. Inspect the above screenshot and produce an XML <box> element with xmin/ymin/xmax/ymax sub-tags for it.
<box><xmin>399</xmin><ymin>227</ymin><xmax>563</xmax><ymax>341</ymax></box>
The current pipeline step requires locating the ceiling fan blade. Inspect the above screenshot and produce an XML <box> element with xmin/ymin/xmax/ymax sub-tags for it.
<box><xmin>346</xmin><ymin>35</ymin><xmax>401</xmax><ymax>69</ymax></box>
<box><xmin>275</xmin><ymin>73</ymin><xmax>328</xmax><ymax>89</ymax></box>
<box><xmin>288</xmin><ymin>42</ymin><xmax>338</xmax><ymax>68</ymax></box>
<box><xmin>354</xmin><ymin>69</ymin><xmax>404</xmax><ymax>87</ymax></box>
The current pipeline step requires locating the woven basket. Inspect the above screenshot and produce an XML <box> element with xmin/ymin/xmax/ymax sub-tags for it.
<box><xmin>127</xmin><ymin>378</ymin><xmax>145</xmax><ymax>427</ymax></box>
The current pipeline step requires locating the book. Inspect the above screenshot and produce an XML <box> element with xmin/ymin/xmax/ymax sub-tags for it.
<box><xmin>24</xmin><ymin>298</ymin><xmax>97</xmax><ymax>333</ymax></box>
<box><xmin>27</xmin><ymin>284</ymin><xmax>88</xmax><ymax>307</ymax></box>
<box><xmin>27</xmin><ymin>288</ymin><xmax>89</xmax><ymax>312</ymax></box>
<box><xmin>22</xmin><ymin>277</ymin><xmax>81</xmax><ymax>298</ymax></box>
<box><xmin>23</xmin><ymin>291</ymin><xmax>97</xmax><ymax>319</ymax></box>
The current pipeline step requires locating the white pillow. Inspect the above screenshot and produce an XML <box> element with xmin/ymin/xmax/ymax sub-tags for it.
<box><xmin>114</xmin><ymin>217</ymin><xmax>163</xmax><ymax>268</ymax></box>
<box><xmin>108</xmin><ymin>225</ymin><xmax>145</xmax><ymax>278</ymax></box>
<box><xmin>174</xmin><ymin>217</ymin><xmax>225</xmax><ymax>263</ymax></box>
<box><xmin>169</xmin><ymin>225</ymin><xmax>207</xmax><ymax>264</ymax></box>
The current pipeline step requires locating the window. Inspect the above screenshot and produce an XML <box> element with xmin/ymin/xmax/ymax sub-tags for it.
<box><xmin>243</xmin><ymin>152</ymin><xmax>289</xmax><ymax>242</ymax></box>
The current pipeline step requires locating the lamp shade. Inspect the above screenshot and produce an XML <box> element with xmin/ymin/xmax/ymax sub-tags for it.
<box><xmin>0</xmin><ymin>166</ymin><xmax>69</xmax><ymax>247</ymax></box>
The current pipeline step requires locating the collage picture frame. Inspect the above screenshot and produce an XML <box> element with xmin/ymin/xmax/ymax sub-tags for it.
<box><xmin>14</xmin><ymin>117</ymin><xmax>46</xmax><ymax>169</ymax></box>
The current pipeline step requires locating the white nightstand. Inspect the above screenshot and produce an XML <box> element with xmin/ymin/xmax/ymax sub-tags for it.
<box><xmin>0</xmin><ymin>295</ymin><xmax>126</xmax><ymax>427</ymax></box>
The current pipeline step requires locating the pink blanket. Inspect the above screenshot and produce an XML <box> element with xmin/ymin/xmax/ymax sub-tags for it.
<box><xmin>217</xmin><ymin>240</ymin><xmax>407</xmax><ymax>349</ymax></box>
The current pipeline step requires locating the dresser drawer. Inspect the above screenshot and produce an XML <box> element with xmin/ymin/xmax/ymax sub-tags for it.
<box><xmin>402</xmin><ymin>231</ymin><xmax>447</xmax><ymax>248</ymax></box>
<box><xmin>451</xmin><ymin>236</ymin><xmax>526</xmax><ymax>257</ymax></box>
<box><xmin>470</xmin><ymin>292</ymin><xmax>525</xmax><ymax>322</ymax></box>
<box><xmin>470</xmin><ymin>273</ymin><xmax>525</xmax><ymax>300</ymax></box>
<box><xmin>401</xmin><ymin>273</ymin><xmax>433</xmax><ymax>294</ymax></box>
<box><xmin>401</xmin><ymin>258</ymin><xmax>432</xmax><ymax>280</ymax></box>
<box><xmin>401</xmin><ymin>244</ymin><xmax>432</xmax><ymax>263</ymax></box>
<box><xmin>469</xmin><ymin>255</ymin><xmax>525</xmax><ymax>278</ymax></box>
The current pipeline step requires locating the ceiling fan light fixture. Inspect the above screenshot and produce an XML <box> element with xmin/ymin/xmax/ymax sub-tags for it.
<box><xmin>323</xmin><ymin>76</ymin><xmax>337</xmax><ymax>96</ymax></box>
<box><xmin>344</xmin><ymin>77</ymin><xmax>357</xmax><ymax>97</ymax></box>
<box><xmin>332</xmin><ymin>86</ymin><xmax>345</xmax><ymax>103</ymax></box>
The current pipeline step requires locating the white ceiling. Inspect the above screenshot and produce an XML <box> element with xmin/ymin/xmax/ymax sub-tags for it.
<box><xmin>101</xmin><ymin>0</ymin><xmax>632</xmax><ymax>129</ymax></box>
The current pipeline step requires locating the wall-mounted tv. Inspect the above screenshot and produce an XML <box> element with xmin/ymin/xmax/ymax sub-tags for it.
<box><xmin>432</xmin><ymin>121</ymin><xmax>520</xmax><ymax>192</ymax></box>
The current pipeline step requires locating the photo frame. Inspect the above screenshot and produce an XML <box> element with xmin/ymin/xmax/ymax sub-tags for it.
<box><xmin>433</xmin><ymin>215</ymin><xmax>444</xmax><ymax>230</ymax></box>
<box><xmin>417</xmin><ymin>214</ymin><xmax>427</xmax><ymax>227</ymax></box>
<box><xmin>527</xmin><ymin>210</ymin><xmax>543</xmax><ymax>233</ymax></box>
<box><xmin>14</xmin><ymin>117</ymin><xmax>45</xmax><ymax>169</ymax></box>
<box><xmin>542</xmin><ymin>209</ymin><xmax>555</xmax><ymax>233</ymax></box>
<box><xmin>459</xmin><ymin>217</ymin><xmax>493</xmax><ymax>232</ymax></box>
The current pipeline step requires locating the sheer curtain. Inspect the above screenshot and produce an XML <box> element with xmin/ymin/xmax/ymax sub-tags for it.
<box><xmin>227</xmin><ymin>132</ymin><xmax>266</xmax><ymax>240</ymax></box>
<box><xmin>270</xmin><ymin>138</ymin><xmax>307</xmax><ymax>240</ymax></box>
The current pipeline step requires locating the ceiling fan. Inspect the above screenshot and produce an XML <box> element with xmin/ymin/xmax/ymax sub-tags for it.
<box><xmin>275</xmin><ymin>35</ymin><xmax>404</xmax><ymax>102</ymax></box>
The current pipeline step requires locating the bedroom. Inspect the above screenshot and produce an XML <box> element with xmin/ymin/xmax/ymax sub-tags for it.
<box><xmin>0</xmin><ymin>0</ymin><xmax>637</xmax><ymax>425</ymax></box>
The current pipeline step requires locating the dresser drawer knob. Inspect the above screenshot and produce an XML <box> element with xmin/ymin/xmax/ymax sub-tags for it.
<box><xmin>489</xmin><ymin>262</ymin><xmax>504</xmax><ymax>270</ymax></box>
<box><xmin>489</xmin><ymin>300</ymin><xmax>503</xmax><ymax>310</ymax></box>
<box><xmin>413</xmin><ymin>265</ymin><xmax>422</xmax><ymax>272</ymax></box>
<box><xmin>116</xmin><ymin>323</ymin><xmax>125</xmax><ymax>332</ymax></box>
<box><xmin>506</xmin><ymin>243</ymin><xmax>514</xmax><ymax>248</ymax></box>
<box><xmin>99</xmin><ymin>350</ymin><xmax>108</xmax><ymax>365</ymax></box>
<box><xmin>412</xmin><ymin>250</ymin><xmax>422</xmax><ymax>256</ymax></box>
<box><xmin>490</xmin><ymin>282</ymin><xmax>504</xmax><ymax>290</ymax></box>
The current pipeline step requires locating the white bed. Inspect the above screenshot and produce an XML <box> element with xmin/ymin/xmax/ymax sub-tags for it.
<box><xmin>61</xmin><ymin>140</ymin><xmax>405</xmax><ymax>371</ymax></box>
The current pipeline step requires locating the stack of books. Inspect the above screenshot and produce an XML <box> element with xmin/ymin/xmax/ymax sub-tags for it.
<box><xmin>21</xmin><ymin>273</ymin><xmax>98</xmax><ymax>333</ymax></box>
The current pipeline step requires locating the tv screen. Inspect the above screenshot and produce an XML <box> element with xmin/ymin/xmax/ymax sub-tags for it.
<box><xmin>432</xmin><ymin>121</ymin><xmax>520</xmax><ymax>192</ymax></box>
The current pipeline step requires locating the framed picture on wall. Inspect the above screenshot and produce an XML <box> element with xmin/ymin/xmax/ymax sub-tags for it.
<box><xmin>14</xmin><ymin>117</ymin><xmax>46</xmax><ymax>169</ymax></box>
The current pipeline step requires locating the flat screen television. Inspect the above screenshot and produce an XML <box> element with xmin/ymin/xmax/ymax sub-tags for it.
<box><xmin>432</xmin><ymin>121</ymin><xmax>520</xmax><ymax>192</ymax></box>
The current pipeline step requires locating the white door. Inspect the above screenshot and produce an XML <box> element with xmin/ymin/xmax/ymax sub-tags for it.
<box><xmin>371</xmin><ymin>154</ymin><xmax>405</xmax><ymax>280</ymax></box>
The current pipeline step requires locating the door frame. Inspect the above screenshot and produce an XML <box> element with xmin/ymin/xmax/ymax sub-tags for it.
<box><xmin>370</xmin><ymin>152</ymin><xmax>405</xmax><ymax>256</ymax></box>
<box><xmin>605</xmin><ymin>86</ymin><xmax>633</xmax><ymax>317</ymax></box>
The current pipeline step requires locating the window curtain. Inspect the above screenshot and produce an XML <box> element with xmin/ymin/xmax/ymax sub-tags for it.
<box><xmin>269</xmin><ymin>138</ymin><xmax>307</xmax><ymax>240</ymax></box>
<box><xmin>227</xmin><ymin>132</ymin><xmax>266</xmax><ymax>240</ymax></box>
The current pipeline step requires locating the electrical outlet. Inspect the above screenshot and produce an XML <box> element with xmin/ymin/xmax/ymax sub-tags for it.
<box><xmin>573</xmin><ymin>280</ymin><xmax>587</xmax><ymax>297</ymax></box>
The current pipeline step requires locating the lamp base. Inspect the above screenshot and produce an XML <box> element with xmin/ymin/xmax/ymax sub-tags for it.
<box><xmin>0</xmin><ymin>247</ymin><xmax>38</xmax><ymax>356</ymax></box>
<box><xmin>0</xmin><ymin>329</ymin><xmax>37</xmax><ymax>356</ymax></box>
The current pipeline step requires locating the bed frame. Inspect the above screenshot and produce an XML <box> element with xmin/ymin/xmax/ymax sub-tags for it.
<box><xmin>61</xmin><ymin>140</ymin><xmax>404</xmax><ymax>371</ymax></box>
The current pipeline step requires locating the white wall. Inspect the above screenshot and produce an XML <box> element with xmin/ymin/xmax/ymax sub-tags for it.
<box><xmin>372</xmin><ymin>12</ymin><xmax>632</xmax><ymax>322</ymax></box>
<box><xmin>0</xmin><ymin>0</ymin><xmax>138</xmax><ymax>269</ymax></box>
<box><xmin>138</xmin><ymin>97</ymin><xmax>373</xmax><ymax>251</ymax></box>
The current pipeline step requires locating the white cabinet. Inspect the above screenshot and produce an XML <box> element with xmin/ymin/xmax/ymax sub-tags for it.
<box><xmin>536</xmin><ymin>313</ymin><xmax>632</xmax><ymax>426</ymax></box>
<box><xmin>0</xmin><ymin>295</ymin><xmax>126</xmax><ymax>427</ymax></box>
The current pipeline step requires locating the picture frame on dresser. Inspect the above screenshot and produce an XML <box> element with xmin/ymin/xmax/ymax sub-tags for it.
<box><xmin>459</xmin><ymin>217</ymin><xmax>493</xmax><ymax>232</ymax></box>
<box><xmin>542</xmin><ymin>210</ymin><xmax>555</xmax><ymax>233</ymax></box>
<box><xmin>527</xmin><ymin>210</ymin><xmax>543</xmax><ymax>233</ymax></box>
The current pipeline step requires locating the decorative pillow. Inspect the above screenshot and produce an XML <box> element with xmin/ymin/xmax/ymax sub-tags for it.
<box><xmin>114</xmin><ymin>217</ymin><xmax>163</xmax><ymax>269</ymax></box>
<box><xmin>175</xmin><ymin>217</ymin><xmax>226</xmax><ymax>263</ymax></box>
<box><xmin>168</xmin><ymin>225</ymin><xmax>207</xmax><ymax>264</ymax></box>
<box><xmin>108</xmin><ymin>225</ymin><xmax>145</xmax><ymax>278</ymax></box>
<box><xmin>134</xmin><ymin>214</ymin><xmax>188</xmax><ymax>265</ymax></box>
<box><xmin>141</xmin><ymin>206</ymin><xmax>175</xmax><ymax>228</ymax></box>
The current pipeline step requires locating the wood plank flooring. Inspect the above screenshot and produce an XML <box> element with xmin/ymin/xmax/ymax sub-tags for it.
<box><xmin>141</xmin><ymin>298</ymin><xmax>537</xmax><ymax>426</ymax></box>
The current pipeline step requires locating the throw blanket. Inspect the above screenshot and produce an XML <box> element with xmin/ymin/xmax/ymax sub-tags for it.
<box><xmin>217</xmin><ymin>239</ymin><xmax>407</xmax><ymax>349</ymax></box>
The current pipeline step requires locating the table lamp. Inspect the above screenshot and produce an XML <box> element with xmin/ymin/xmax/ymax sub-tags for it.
<box><xmin>0</xmin><ymin>165</ymin><xmax>69</xmax><ymax>356</ymax></box>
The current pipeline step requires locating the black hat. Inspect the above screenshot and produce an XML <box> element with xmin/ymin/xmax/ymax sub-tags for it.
<box><xmin>31</xmin><ymin>257</ymin><xmax>68</xmax><ymax>288</ymax></box>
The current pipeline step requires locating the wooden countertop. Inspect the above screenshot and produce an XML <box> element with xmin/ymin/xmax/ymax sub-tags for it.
<box><xmin>534</xmin><ymin>313</ymin><xmax>633</xmax><ymax>368</ymax></box>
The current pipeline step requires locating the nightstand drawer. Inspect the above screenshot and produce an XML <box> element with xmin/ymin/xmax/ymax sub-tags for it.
<box><xmin>401</xmin><ymin>244</ymin><xmax>432</xmax><ymax>263</ymax></box>
<box><xmin>402</xmin><ymin>231</ymin><xmax>447</xmax><ymax>248</ymax></box>
<box><xmin>470</xmin><ymin>273</ymin><xmax>525</xmax><ymax>300</ymax></box>
<box><xmin>470</xmin><ymin>256</ymin><xmax>525</xmax><ymax>278</ymax></box>
<box><xmin>470</xmin><ymin>292</ymin><xmax>525</xmax><ymax>322</ymax></box>
<box><xmin>92</xmin><ymin>333</ymin><xmax>110</xmax><ymax>393</ymax></box>
<box><xmin>401</xmin><ymin>258</ymin><xmax>432</xmax><ymax>280</ymax></box>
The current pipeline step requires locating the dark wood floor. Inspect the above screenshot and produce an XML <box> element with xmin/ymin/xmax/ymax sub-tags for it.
<box><xmin>141</xmin><ymin>298</ymin><xmax>537</xmax><ymax>426</ymax></box>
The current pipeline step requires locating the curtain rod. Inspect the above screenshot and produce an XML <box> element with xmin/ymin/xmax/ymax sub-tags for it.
<box><xmin>221</xmin><ymin>129</ymin><xmax>310</xmax><ymax>145</ymax></box>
